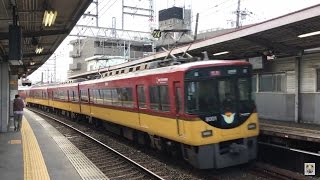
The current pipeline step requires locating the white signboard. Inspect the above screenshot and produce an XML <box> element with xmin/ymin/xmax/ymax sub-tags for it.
<box><xmin>248</xmin><ymin>56</ymin><xmax>263</xmax><ymax>70</ymax></box>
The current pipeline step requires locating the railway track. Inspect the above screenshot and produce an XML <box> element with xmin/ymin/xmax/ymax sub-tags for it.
<box><xmin>29</xmin><ymin>108</ymin><xmax>314</xmax><ymax>180</ymax></box>
<box><xmin>29</xmin><ymin>109</ymin><xmax>164</xmax><ymax>180</ymax></box>
<box><xmin>251</xmin><ymin>163</ymin><xmax>312</xmax><ymax>180</ymax></box>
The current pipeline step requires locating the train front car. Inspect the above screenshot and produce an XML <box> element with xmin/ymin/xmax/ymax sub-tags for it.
<box><xmin>181</xmin><ymin>61</ymin><xmax>258</xmax><ymax>169</ymax></box>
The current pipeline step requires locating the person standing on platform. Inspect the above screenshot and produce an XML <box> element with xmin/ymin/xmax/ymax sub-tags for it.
<box><xmin>13</xmin><ymin>94</ymin><xmax>25</xmax><ymax>131</ymax></box>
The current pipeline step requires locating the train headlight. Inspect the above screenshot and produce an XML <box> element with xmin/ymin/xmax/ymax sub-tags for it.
<box><xmin>247</xmin><ymin>123</ymin><xmax>257</xmax><ymax>130</ymax></box>
<box><xmin>201</xmin><ymin>130</ymin><xmax>213</xmax><ymax>137</ymax></box>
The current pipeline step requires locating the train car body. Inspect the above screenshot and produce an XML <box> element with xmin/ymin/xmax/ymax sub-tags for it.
<box><xmin>24</xmin><ymin>60</ymin><xmax>259</xmax><ymax>169</ymax></box>
<box><xmin>26</xmin><ymin>86</ymin><xmax>49</xmax><ymax>107</ymax></box>
<box><xmin>47</xmin><ymin>83</ymin><xmax>81</xmax><ymax>114</ymax></box>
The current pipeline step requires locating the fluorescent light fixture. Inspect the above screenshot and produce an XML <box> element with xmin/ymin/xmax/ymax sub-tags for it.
<box><xmin>213</xmin><ymin>51</ymin><xmax>229</xmax><ymax>56</ymax></box>
<box><xmin>298</xmin><ymin>30</ymin><xmax>320</xmax><ymax>38</ymax></box>
<box><xmin>42</xmin><ymin>10</ymin><xmax>57</xmax><ymax>27</ymax></box>
<box><xmin>35</xmin><ymin>47</ymin><xmax>44</xmax><ymax>54</ymax></box>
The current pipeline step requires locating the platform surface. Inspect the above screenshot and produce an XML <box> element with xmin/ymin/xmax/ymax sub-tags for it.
<box><xmin>260</xmin><ymin>119</ymin><xmax>320</xmax><ymax>142</ymax></box>
<box><xmin>0</xmin><ymin>109</ymin><xmax>107</xmax><ymax>180</ymax></box>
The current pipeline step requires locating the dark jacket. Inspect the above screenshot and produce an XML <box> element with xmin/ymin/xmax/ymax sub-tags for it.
<box><xmin>13</xmin><ymin>98</ymin><xmax>25</xmax><ymax>111</ymax></box>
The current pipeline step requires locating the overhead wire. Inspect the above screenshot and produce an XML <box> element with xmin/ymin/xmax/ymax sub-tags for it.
<box><xmin>85</xmin><ymin>0</ymin><xmax>106</xmax><ymax>16</ymax></box>
<box><xmin>80</xmin><ymin>0</ymin><xmax>114</xmax><ymax>27</ymax></box>
<box><xmin>121</xmin><ymin>0</ymin><xmax>153</xmax><ymax>32</ymax></box>
<box><xmin>99</xmin><ymin>0</ymin><xmax>119</xmax><ymax>19</ymax></box>
<box><xmin>200</xmin><ymin>1</ymin><xmax>238</xmax><ymax>17</ymax></box>
<box><xmin>191</xmin><ymin>0</ymin><xmax>234</xmax><ymax>19</ymax></box>
<box><xmin>98</xmin><ymin>0</ymin><xmax>114</xmax><ymax>15</ymax></box>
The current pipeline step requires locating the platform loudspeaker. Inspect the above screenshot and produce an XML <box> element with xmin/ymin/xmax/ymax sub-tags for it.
<box><xmin>9</xmin><ymin>25</ymin><xmax>23</xmax><ymax>65</ymax></box>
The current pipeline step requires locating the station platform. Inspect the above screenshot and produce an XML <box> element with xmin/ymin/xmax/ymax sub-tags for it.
<box><xmin>260</xmin><ymin>119</ymin><xmax>320</xmax><ymax>143</ymax></box>
<box><xmin>0</xmin><ymin>109</ymin><xmax>108</xmax><ymax>180</ymax></box>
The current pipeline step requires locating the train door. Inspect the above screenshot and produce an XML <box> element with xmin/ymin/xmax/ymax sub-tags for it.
<box><xmin>136</xmin><ymin>85</ymin><xmax>146</xmax><ymax>127</ymax></box>
<box><xmin>88</xmin><ymin>88</ymin><xmax>93</xmax><ymax>116</ymax></box>
<box><xmin>49</xmin><ymin>91</ymin><xmax>54</xmax><ymax>107</ymax></box>
<box><xmin>174</xmin><ymin>81</ymin><xmax>185</xmax><ymax>136</ymax></box>
<box><xmin>80</xmin><ymin>88</ymin><xmax>90</xmax><ymax>116</ymax></box>
<box><xmin>77</xmin><ymin>85</ymin><xmax>81</xmax><ymax>113</ymax></box>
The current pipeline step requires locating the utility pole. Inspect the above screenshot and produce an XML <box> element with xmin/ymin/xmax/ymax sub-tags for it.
<box><xmin>231</xmin><ymin>0</ymin><xmax>251</xmax><ymax>28</ymax></box>
<box><xmin>122</xmin><ymin>0</ymin><xmax>124</xmax><ymax>30</ymax></box>
<box><xmin>47</xmin><ymin>69</ymin><xmax>49</xmax><ymax>83</ymax></box>
<box><xmin>194</xmin><ymin>13</ymin><xmax>199</xmax><ymax>40</ymax></box>
<box><xmin>236</xmin><ymin>0</ymin><xmax>241</xmax><ymax>28</ymax></box>
<box><xmin>54</xmin><ymin>54</ymin><xmax>56</xmax><ymax>82</ymax></box>
<box><xmin>41</xmin><ymin>72</ymin><xmax>43</xmax><ymax>84</ymax></box>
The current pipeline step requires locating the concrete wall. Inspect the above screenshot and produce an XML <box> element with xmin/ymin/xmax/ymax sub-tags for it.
<box><xmin>255</xmin><ymin>92</ymin><xmax>295</xmax><ymax>121</ymax></box>
<box><xmin>0</xmin><ymin>62</ymin><xmax>9</xmax><ymax>132</ymax></box>
<box><xmin>300</xmin><ymin>93</ymin><xmax>320</xmax><ymax>124</ymax></box>
<box><xmin>255</xmin><ymin>53</ymin><xmax>320</xmax><ymax>124</ymax></box>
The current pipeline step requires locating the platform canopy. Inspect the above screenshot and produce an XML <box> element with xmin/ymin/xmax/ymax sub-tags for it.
<box><xmin>187</xmin><ymin>4</ymin><xmax>320</xmax><ymax>60</ymax></box>
<box><xmin>158</xmin><ymin>3</ymin><xmax>320</xmax><ymax>60</ymax></box>
<box><xmin>0</xmin><ymin>0</ymin><xmax>91</xmax><ymax>77</ymax></box>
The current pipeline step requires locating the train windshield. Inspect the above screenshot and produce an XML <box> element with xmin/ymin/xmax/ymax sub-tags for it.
<box><xmin>186</xmin><ymin>77</ymin><xmax>254</xmax><ymax>115</ymax></box>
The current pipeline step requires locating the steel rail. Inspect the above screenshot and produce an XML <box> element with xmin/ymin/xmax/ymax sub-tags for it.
<box><xmin>30</xmin><ymin>109</ymin><xmax>165</xmax><ymax>180</ymax></box>
<box><xmin>258</xmin><ymin>141</ymin><xmax>320</xmax><ymax>157</ymax></box>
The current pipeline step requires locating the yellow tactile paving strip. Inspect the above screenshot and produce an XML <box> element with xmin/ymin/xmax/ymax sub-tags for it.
<box><xmin>21</xmin><ymin>117</ymin><xmax>50</xmax><ymax>180</ymax></box>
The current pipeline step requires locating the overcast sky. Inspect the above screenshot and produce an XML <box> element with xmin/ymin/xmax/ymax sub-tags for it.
<box><xmin>28</xmin><ymin>0</ymin><xmax>320</xmax><ymax>83</ymax></box>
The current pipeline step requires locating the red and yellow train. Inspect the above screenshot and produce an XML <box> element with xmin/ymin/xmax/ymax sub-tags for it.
<box><xmin>22</xmin><ymin>60</ymin><xmax>259</xmax><ymax>169</ymax></box>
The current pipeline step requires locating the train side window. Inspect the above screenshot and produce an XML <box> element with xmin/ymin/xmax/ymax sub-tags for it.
<box><xmin>58</xmin><ymin>90</ymin><xmax>61</xmax><ymax>100</ymax></box>
<box><xmin>59</xmin><ymin>90</ymin><xmax>63</xmax><ymax>100</ymax></box>
<box><xmin>159</xmin><ymin>85</ymin><xmax>170</xmax><ymax>111</ymax></box>
<box><xmin>74</xmin><ymin>90</ymin><xmax>79</xmax><ymax>102</ymax></box>
<box><xmin>80</xmin><ymin>90</ymin><xmax>89</xmax><ymax>102</ymax></box>
<box><xmin>91</xmin><ymin>89</ymin><xmax>96</xmax><ymax>103</ymax></box>
<box><xmin>137</xmin><ymin>85</ymin><xmax>146</xmax><ymax>109</ymax></box>
<box><xmin>64</xmin><ymin>90</ymin><xmax>67</xmax><ymax>101</ymax></box>
<box><xmin>111</xmin><ymin>88</ymin><xmax>121</xmax><ymax>106</ymax></box>
<box><xmin>103</xmin><ymin>89</ymin><xmax>112</xmax><ymax>105</ymax></box>
<box><xmin>71</xmin><ymin>91</ymin><xmax>75</xmax><ymax>101</ymax></box>
<box><xmin>121</xmin><ymin>88</ymin><xmax>133</xmax><ymax>108</ymax></box>
<box><xmin>149</xmin><ymin>86</ymin><xmax>160</xmax><ymax>110</ymax></box>
<box><xmin>63</xmin><ymin>90</ymin><xmax>66</xmax><ymax>100</ymax></box>
<box><xmin>88</xmin><ymin>89</ymin><xmax>93</xmax><ymax>103</ymax></box>
<box><xmin>149</xmin><ymin>85</ymin><xmax>170</xmax><ymax>112</ymax></box>
<box><xmin>96</xmin><ymin>89</ymin><xmax>103</xmax><ymax>104</ymax></box>
<box><xmin>53</xmin><ymin>91</ymin><xmax>58</xmax><ymax>100</ymax></box>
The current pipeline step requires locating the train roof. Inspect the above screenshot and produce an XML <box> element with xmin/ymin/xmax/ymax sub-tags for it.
<box><xmin>27</xmin><ymin>86</ymin><xmax>49</xmax><ymax>90</ymax></box>
<box><xmin>18</xmin><ymin>86</ymin><xmax>32</xmax><ymax>91</ymax></box>
<box><xmin>79</xmin><ymin>60</ymin><xmax>250</xmax><ymax>85</ymax></box>
<box><xmin>24</xmin><ymin>60</ymin><xmax>250</xmax><ymax>89</ymax></box>
<box><xmin>46</xmin><ymin>82</ymin><xmax>79</xmax><ymax>89</ymax></box>
<box><xmin>28</xmin><ymin>82</ymin><xmax>78</xmax><ymax>90</ymax></box>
